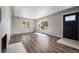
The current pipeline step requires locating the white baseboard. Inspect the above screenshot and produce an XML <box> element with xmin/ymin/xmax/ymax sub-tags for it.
<box><xmin>11</xmin><ymin>32</ymin><xmax>35</xmax><ymax>36</ymax></box>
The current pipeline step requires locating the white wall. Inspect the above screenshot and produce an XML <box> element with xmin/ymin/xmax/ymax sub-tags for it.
<box><xmin>12</xmin><ymin>16</ymin><xmax>35</xmax><ymax>35</ymax></box>
<box><xmin>36</xmin><ymin>7</ymin><xmax>79</xmax><ymax>37</ymax></box>
<box><xmin>36</xmin><ymin>14</ymin><xmax>62</xmax><ymax>37</ymax></box>
<box><xmin>0</xmin><ymin>6</ymin><xmax>11</xmax><ymax>52</ymax></box>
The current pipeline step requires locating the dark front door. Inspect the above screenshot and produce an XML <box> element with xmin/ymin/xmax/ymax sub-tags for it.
<box><xmin>63</xmin><ymin>12</ymin><xmax>78</xmax><ymax>40</ymax></box>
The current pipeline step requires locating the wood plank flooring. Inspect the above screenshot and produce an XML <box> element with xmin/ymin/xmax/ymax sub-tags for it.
<box><xmin>9</xmin><ymin>33</ymin><xmax>79</xmax><ymax>53</ymax></box>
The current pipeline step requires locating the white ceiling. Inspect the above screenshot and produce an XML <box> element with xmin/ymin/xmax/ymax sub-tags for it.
<box><xmin>11</xmin><ymin>6</ymin><xmax>73</xmax><ymax>19</ymax></box>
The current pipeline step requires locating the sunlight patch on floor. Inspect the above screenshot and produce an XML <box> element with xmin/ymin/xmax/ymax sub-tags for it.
<box><xmin>34</xmin><ymin>33</ymin><xmax>47</xmax><ymax>37</ymax></box>
<box><xmin>6</xmin><ymin>42</ymin><xmax>26</xmax><ymax>53</ymax></box>
<box><xmin>34</xmin><ymin>33</ymin><xmax>49</xmax><ymax>47</ymax></box>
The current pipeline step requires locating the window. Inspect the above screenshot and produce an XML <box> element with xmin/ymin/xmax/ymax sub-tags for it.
<box><xmin>65</xmin><ymin>15</ymin><xmax>76</xmax><ymax>21</ymax></box>
<box><xmin>39</xmin><ymin>20</ymin><xmax>48</xmax><ymax>29</ymax></box>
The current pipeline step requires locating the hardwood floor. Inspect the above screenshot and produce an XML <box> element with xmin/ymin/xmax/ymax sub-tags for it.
<box><xmin>9</xmin><ymin>33</ymin><xmax>79</xmax><ymax>53</ymax></box>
